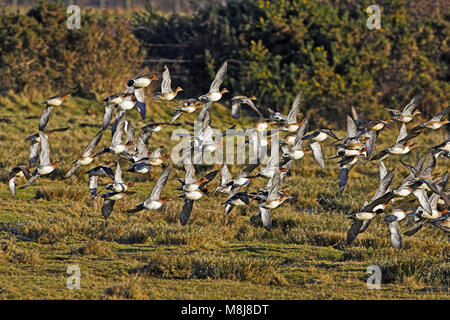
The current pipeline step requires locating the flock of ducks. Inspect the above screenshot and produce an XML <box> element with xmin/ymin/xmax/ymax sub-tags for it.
<box><xmin>7</xmin><ymin>60</ymin><xmax>450</xmax><ymax>249</ymax></box>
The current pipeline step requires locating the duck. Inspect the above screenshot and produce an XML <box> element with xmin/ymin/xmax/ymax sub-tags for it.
<box><xmin>140</xmin><ymin>146</ymin><xmax>170</xmax><ymax>167</ymax></box>
<box><xmin>64</xmin><ymin>129</ymin><xmax>104</xmax><ymax>178</ymax></box>
<box><xmin>432</xmin><ymin>138</ymin><xmax>450</xmax><ymax>153</ymax></box>
<box><xmin>39</xmin><ymin>92</ymin><xmax>71</xmax><ymax>131</ymax></box>
<box><xmin>18</xmin><ymin>132</ymin><xmax>60</xmax><ymax>189</ymax></box>
<box><xmin>178</xmin><ymin>188</ymin><xmax>208</xmax><ymax>225</ymax></box>
<box><xmin>170</xmin><ymin>99</ymin><xmax>203</xmax><ymax>123</ymax></box>
<box><xmin>26</xmin><ymin>127</ymin><xmax>69</xmax><ymax>167</ymax></box>
<box><xmin>278</xmin><ymin>91</ymin><xmax>304</xmax><ymax>132</ymax></box>
<box><xmin>404</xmin><ymin>198</ymin><xmax>448</xmax><ymax>237</ymax></box>
<box><xmin>385</xmin><ymin>93</ymin><xmax>423</xmax><ymax>123</ymax></box>
<box><xmin>86</xmin><ymin>161</ymin><xmax>115</xmax><ymax>198</ymax></box>
<box><xmin>125</xmin><ymin>73</ymin><xmax>158</xmax><ymax>120</ymax></box>
<box><xmin>370</xmin><ymin>123</ymin><xmax>420</xmax><ymax>161</ymax></box>
<box><xmin>100</xmin><ymin>163</ymin><xmax>134</xmax><ymax>194</ymax></box>
<box><xmin>94</xmin><ymin>115</ymin><xmax>133</xmax><ymax>157</ymax></box>
<box><xmin>127</xmin><ymin>165</ymin><xmax>173</xmax><ymax>213</ymax></box>
<box><xmin>248</xmin><ymin>144</ymin><xmax>286</xmax><ymax>179</ymax></box>
<box><xmin>337</xmin><ymin>148</ymin><xmax>368</xmax><ymax>193</ymax></box>
<box><xmin>100</xmin><ymin>190</ymin><xmax>135</xmax><ymax>220</ymax></box>
<box><xmin>101</xmin><ymin>92</ymin><xmax>133</xmax><ymax>130</ymax></box>
<box><xmin>173</xmin><ymin>156</ymin><xmax>218</xmax><ymax>192</ymax></box>
<box><xmin>413</xmin><ymin>107</ymin><xmax>450</xmax><ymax>130</ymax></box>
<box><xmin>198</xmin><ymin>61</ymin><xmax>229</xmax><ymax>102</ymax></box>
<box><xmin>346</xmin><ymin>194</ymin><xmax>396</xmax><ymax>245</ymax></box>
<box><xmin>280</xmin><ymin>119</ymin><xmax>311</xmax><ymax>165</ymax></box>
<box><xmin>141</xmin><ymin>121</ymin><xmax>181</xmax><ymax>133</ymax></box>
<box><xmin>222</xmin><ymin>190</ymin><xmax>250</xmax><ymax>214</ymax></box>
<box><xmin>225</xmin><ymin>162</ymin><xmax>260</xmax><ymax>192</ymax></box>
<box><xmin>383</xmin><ymin>208</ymin><xmax>411</xmax><ymax>249</ymax></box>
<box><xmin>214</xmin><ymin>163</ymin><xmax>233</xmax><ymax>194</ymax></box>
<box><xmin>364</xmin><ymin>118</ymin><xmax>393</xmax><ymax>132</ymax></box>
<box><xmin>153</xmin><ymin>65</ymin><xmax>183</xmax><ymax>101</ymax></box>
<box><xmin>256</xmin><ymin>170</ymin><xmax>290</xmax><ymax>230</ymax></box>
<box><xmin>230</xmin><ymin>95</ymin><xmax>262</xmax><ymax>119</ymax></box>
<box><xmin>8</xmin><ymin>165</ymin><xmax>32</xmax><ymax>198</ymax></box>
<box><xmin>431</xmin><ymin>213</ymin><xmax>450</xmax><ymax>233</ymax></box>
<box><xmin>266</xmin><ymin>108</ymin><xmax>288</xmax><ymax>123</ymax></box>
<box><xmin>303</xmin><ymin>128</ymin><xmax>339</xmax><ymax>170</ymax></box>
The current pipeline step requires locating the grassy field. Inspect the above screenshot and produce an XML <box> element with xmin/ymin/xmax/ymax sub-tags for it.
<box><xmin>0</xmin><ymin>90</ymin><xmax>448</xmax><ymax>299</ymax></box>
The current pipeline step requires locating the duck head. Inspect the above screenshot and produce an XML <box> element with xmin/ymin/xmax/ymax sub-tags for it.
<box><xmin>161</xmin><ymin>196</ymin><xmax>173</xmax><ymax>203</ymax></box>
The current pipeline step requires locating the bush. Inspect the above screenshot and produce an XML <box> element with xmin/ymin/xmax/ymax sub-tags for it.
<box><xmin>0</xmin><ymin>0</ymin><xmax>144</xmax><ymax>98</ymax></box>
<box><xmin>133</xmin><ymin>0</ymin><xmax>449</xmax><ymax>127</ymax></box>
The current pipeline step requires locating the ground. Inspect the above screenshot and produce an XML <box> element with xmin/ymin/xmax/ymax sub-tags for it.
<box><xmin>0</xmin><ymin>90</ymin><xmax>448</xmax><ymax>299</ymax></box>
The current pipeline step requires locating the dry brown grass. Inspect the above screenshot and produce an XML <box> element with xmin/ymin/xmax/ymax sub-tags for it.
<box><xmin>0</xmin><ymin>92</ymin><xmax>448</xmax><ymax>299</ymax></box>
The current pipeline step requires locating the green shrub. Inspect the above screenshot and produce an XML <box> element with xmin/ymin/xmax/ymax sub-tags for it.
<box><xmin>0</xmin><ymin>0</ymin><xmax>144</xmax><ymax>98</ymax></box>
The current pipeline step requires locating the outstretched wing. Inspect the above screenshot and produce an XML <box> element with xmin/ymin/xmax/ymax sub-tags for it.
<box><xmin>161</xmin><ymin>65</ymin><xmax>172</xmax><ymax>93</ymax></box>
<box><xmin>39</xmin><ymin>106</ymin><xmax>53</xmax><ymax>131</ymax></box>
<box><xmin>148</xmin><ymin>165</ymin><xmax>171</xmax><ymax>201</ymax></box>
<box><xmin>39</xmin><ymin>132</ymin><xmax>51</xmax><ymax>166</ymax></box>
<box><xmin>310</xmin><ymin>141</ymin><xmax>324</xmax><ymax>170</ymax></box>
<box><xmin>83</xmin><ymin>130</ymin><xmax>104</xmax><ymax>157</ymax></box>
<box><xmin>260</xmin><ymin>208</ymin><xmax>272</xmax><ymax>231</ymax></box>
<box><xmin>210</xmin><ymin>61</ymin><xmax>227</xmax><ymax>92</ymax></box>
<box><xmin>286</xmin><ymin>91</ymin><xmax>302</xmax><ymax>124</ymax></box>
<box><xmin>180</xmin><ymin>199</ymin><xmax>194</xmax><ymax>226</ymax></box>
<box><xmin>103</xmin><ymin>104</ymin><xmax>115</xmax><ymax>130</ymax></box>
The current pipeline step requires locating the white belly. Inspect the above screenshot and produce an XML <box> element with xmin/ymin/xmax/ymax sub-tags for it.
<box><xmin>119</xmin><ymin>100</ymin><xmax>135</xmax><ymax>110</ymax></box>
<box><xmin>394</xmin><ymin>188</ymin><xmax>411</xmax><ymax>197</ymax></box>
<box><xmin>231</xmin><ymin>199</ymin><xmax>246</xmax><ymax>206</ymax></box>
<box><xmin>134</xmin><ymin>78</ymin><xmax>151</xmax><ymax>88</ymax></box>
<box><xmin>110</xmin><ymin>96</ymin><xmax>124</xmax><ymax>104</ymax></box>
<box><xmin>399</xmin><ymin>116</ymin><xmax>413</xmax><ymax>122</ymax></box>
<box><xmin>112</xmin><ymin>183</ymin><xmax>128</xmax><ymax>192</ymax></box>
<box><xmin>392</xmin><ymin>209</ymin><xmax>406</xmax><ymax>221</ymax></box>
<box><xmin>108</xmin><ymin>193</ymin><xmax>124</xmax><ymax>201</ymax></box>
<box><xmin>79</xmin><ymin>157</ymin><xmax>93</xmax><ymax>166</ymax></box>
<box><xmin>261</xmin><ymin>200</ymin><xmax>281</xmax><ymax>209</ymax></box>
<box><xmin>390</xmin><ymin>146</ymin><xmax>407</xmax><ymax>154</ymax></box>
<box><xmin>47</xmin><ymin>98</ymin><xmax>62</xmax><ymax>106</ymax></box>
<box><xmin>344</xmin><ymin>149</ymin><xmax>360</xmax><ymax>156</ymax></box>
<box><xmin>313</xmin><ymin>132</ymin><xmax>327</xmax><ymax>142</ymax></box>
<box><xmin>111</xmin><ymin>144</ymin><xmax>126</xmax><ymax>154</ymax></box>
<box><xmin>290</xmin><ymin>149</ymin><xmax>305</xmax><ymax>160</ymax></box>
<box><xmin>442</xmin><ymin>143</ymin><xmax>450</xmax><ymax>151</ymax></box>
<box><xmin>234</xmin><ymin>177</ymin><xmax>249</xmax><ymax>187</ymax></box>
<box><xmin>283</xmin><ymin>124</ymin><xmax>299</xmax><ymax>132</ymax></box>
<box><xmin>285</xmin><ymin>136</ymin><xmax>296</xmax><ymax>145</ymax></box>
<box><xmin>38</xmin><ymin>165</ymin><xmax>54</xmax><ymax>175</ymax></box>
<box><xmin>255</xmin><ymin>122</ymin><xmax>268</xmax><ymax>131</ymax></box>
<box><xmin>356</xmin><ymin>212</ymin><xmax>375</xmax><ymax>220</ymax></box>
<box><xmin>208</xmin><ymin>92</ymin><xmax>222</xmax><ymax>102</ymax></box>
<box><xmin>148</xmin><ymin>158</ymin><xmax>163</xmax><ymax>166</ymax></box>
<box><xmin>260</xmin><ymin>168</ymin><xmax>275</xmax><ymax>178</ymax></box>
<box><xmin>144</xmin><ymin>200</ymin><xmax>162</xmax><ymax>210</ymax></box>
<box><xmin>371</xmin><ymin>123</ymin><xmax>384</xmax><ymax>131</ymax></box>
<box><xmin>184</xmin><ymin>183</ymin><xmax>199</xmax><ymax>192</ymax></box>
<box><xmin>185</xmin><ymin>190</ymin><xmax>203</xmax><ymax>200</ymax></box>
<box><xmin>422</xmin><ymin>210</ymin><xmax>440</xmax><ymax>220</ymax></box>
<box><xmin>181</xmin><ymin>106</ymin><xmax>196</xmax><ymax>113</ymax></box>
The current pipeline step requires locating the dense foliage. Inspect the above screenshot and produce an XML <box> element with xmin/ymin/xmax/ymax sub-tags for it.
<box><xmin>0</xmin><ymin>0</ymin><xmax>144</xmax><ymax>98</ymax></box>
<box><xmin>134</xmin><ymin>0</ymin><xmax>449</xmax><ymax>126</ymax></box>
<box><xmin>0</xmin><ymin>0</ymin><xmax>448</xmax><ymax>126</ymax></box>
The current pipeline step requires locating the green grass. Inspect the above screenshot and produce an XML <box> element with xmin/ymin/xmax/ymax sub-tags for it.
<box><xmin>0</xmin><ymin>90</ymin><xmax>448</xmax><ymax>299</ymax></box>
